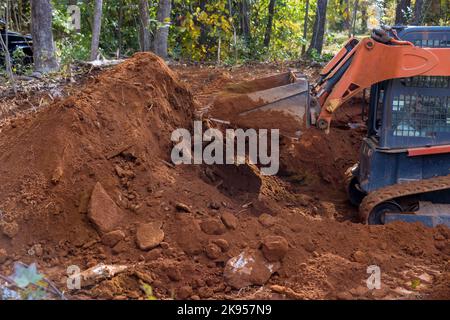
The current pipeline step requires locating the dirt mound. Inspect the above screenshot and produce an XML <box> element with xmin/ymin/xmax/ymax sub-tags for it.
<box><xmin>0</xmin><ymin>52</ymin><xmax>195</xmax><ymax>252</ymax></box>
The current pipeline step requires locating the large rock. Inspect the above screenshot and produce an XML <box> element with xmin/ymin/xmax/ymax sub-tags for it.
<box><xmin>88</xmin><ymin>182</ymin><xmax>123</xmax><ymax>234</ymax></box>
<box><xmin>261</xmin><ymin>236</ymin><xmax>289</xmax><ymax>262</ymax></box>
<box><xmin>224</xmin><ymin>249</ymin><xmax>280</xmax><ymax>289</ymax></box>
<box><xmin>136</xmin><ymin>222</ymin><xmax>165</xmax><ymax>251</ymax></box>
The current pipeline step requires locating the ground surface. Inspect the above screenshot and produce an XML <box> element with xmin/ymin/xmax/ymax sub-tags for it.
<box><xmin>0</xmin><ymin>54</ymin><xmax>448</xmax><ymax>300</ymax></box>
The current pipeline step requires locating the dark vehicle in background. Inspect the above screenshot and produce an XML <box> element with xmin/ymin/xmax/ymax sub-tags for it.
<box><xmin>0</xmin><ymin>18</ymin><xmax>33</xmax><ymax>66</ymax></box>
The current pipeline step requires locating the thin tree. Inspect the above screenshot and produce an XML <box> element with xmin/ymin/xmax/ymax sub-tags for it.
<box><xmin>413</xmin><ymin>0</ymin><xmax>424</xmax><ymax>25</ymax></box>
<box><xmin>30</xmin><ymin>0</ymin><xmax>59</xmax><ymax>73</ymax></box>
<box><xmin>139</xmin><ymin>0</ymin><xmax>151</xmax><ymax>51</ymax></box>
<box><xmin>301</xmin><ymin>0</ymin><xmax>310</xmax><ymax>55</ymax></box>
<box><xmin>90</xmin><ymin>0</ymin><xmax>103</xmax><ymax>61</ymax></box>
<box><xmin>240</xmin><ymin>0</ymin><xmax>251</xmax><ymax>44</ymax></box>
<box><xmin>344</xmin><ymin>0</ymin><xmax>351</xmax><ymax>37</ymax></box>
<box><xmin>360</xmin><ymin>1</ymin><xmax>368</xmax><ymax>33</ymax></box>
<box><xmin>351</xmin><ymin>0</ymin><xmax>359</xmax><ymax>36</ymax></box>
<box><xmin>395</xmin><ymin>0</ymin><xmax>411</xmax><ymax>25</ymax></box>
<box><xmin>154</xmin><ymin>0</ymin><xmax>172</xmax><ymax>58</ymax></box>
<box><xmin>307</xmin><ymin>0</ymin><xmax>328</xmax><ymax>55</ymax></box>
<box><xmin>0</xmin><ymin>3</ymin><xmax>15</xmax><ymax>92</ymax></box>
<box><xmin>263</xmin><ymin>0</ymin><xmax>276</xmax><ymax>47</ymax></box>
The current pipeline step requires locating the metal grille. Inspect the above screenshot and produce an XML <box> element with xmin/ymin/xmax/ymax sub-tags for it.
<box><xmin>392</xmin><ymin>95</ymin><xmax>450</xmax><ymax>137</ymax></box>
<box><xmin>413</xmin><ymin>39</ymin><xmax>450</xmax><ymax>48</ymax></box>
<box><xmin>401</xmin><ymin>76</ymin><xmax>450</xmax><ymax>88</ymax></box>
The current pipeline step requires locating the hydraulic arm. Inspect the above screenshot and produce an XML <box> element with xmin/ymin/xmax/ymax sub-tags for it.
<box><xmin>313</xmin><ymin>32</ymin><xmax>450</xmax><ymax>131</ymax></box>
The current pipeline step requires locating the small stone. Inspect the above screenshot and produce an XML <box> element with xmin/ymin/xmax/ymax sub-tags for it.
<box><xmin>221</xmin><ymin>212</ymin><xmax>238</xmax><ymax>230</ymax></box>
<box><xmin>261</xmin><ymin>236</ymin><xmax>289</xmax><ymax>262</ymax></box>
<box><xmin>30</xmin><ymin>244</ymin><xmax>44</xmax><ymax>257</ymax></box>
<box><xmin>134</xmin><ymin>270</ymin><xmax>153</xmax><ymax>284</ymax></box>
<box><xmin>0</xmin><ymin>248</ymin><xmax>8</xmax><ymax>263</ymax></box>
<box><xmin>177</xmin><ymin>286</ymin><xmax>193</xmax><ymax>300</ymax></box>
<box><xmin>114</xmin><ymin>165</ymin><xmax>127</xmax><ymax>178</ymax></box>
<box><xmin>205</xmin><ymin>243</ymin><xmax>222</xmax><ymax>260</ymax></box>
<box><xmin>176</xmin><ymin>203</ymin><xmax>191</xmax><ymax>213</ymax></box>
<box><xmin>209</xmin><ymin>202</ymin><xmax>221</xmax><ymax>210</ymax></box>
<box><xmin>212</xmin><ymin>239</ymin><xmax>229</xmax><ymax>252</ymax></box>
<box><xmin>112</xmin><ymin>241</ymin><xmax>128</xmax><ymax>254</ymax></box>
<box><xmin>88</xmin><ymin>182</ymin><xmax>123</xmax><ymax>234</ymax></box>
<box><xmin>350</xmin><ymin>250</ymin><xmax>368</xmax><ymax>263</ymax></box>
<box><xmin>136</xmin><ymin>222</ymin><xmax>165</xmax><ymax>251</ymax></box>
<box><xmin>51</xmin><ymin>166</ymin><xmax>63</xmax><ymax>185</ymax></box>
<box><xmin>224</xmin><ymin>249</ymin><xmax>280</xmax><ymax>289</ymax></box>
<box><xmin>160</xmin><ymin>242</ymin><xmax>170</xmax><ymax>250</ymax></box>
<box><xmin>350</xmin><ymin>286</ymin><xmax>368</xmax><ymax>297</ymax></box>
<box><xmin>165</xmin><ymin>265</ymin><xmax>182</xmax><ymax>281</ymax></box>
<box><xmin>303</xmin><ymin>240</ymin><xmax>316</xmax><ymax>253</ymax></box>
<box><xmin>145</xmin><ymin>248</ymin><xmax>162</xmax><ymax>261</ymax></box>
<box><xmin>1</xmin><ymin>221</ymin><xmax>19</xmax><ymax>239</ymax></box>
<box><xmin>336</xmin><ymin>291</ymin><xmax>353</xmax><ymax>300</ymax></box>
<box><xmin>200</xmin><ymin>218</ymin><xmax>226</xmax><ymax>235</ymax></box>
<box><xmin>102</xmin><ymin>230</ymin><xmax>126</xmax><ymax>248</ymax></box>
<box><xmin>258</xmin><ymin>213</ymin><xmax>277</xmax><ymax>227</ymax></box>
<box><xmin>198</xmin><ymin>287</ymin><xmax>213</xmax><ymax>299</ymax></box>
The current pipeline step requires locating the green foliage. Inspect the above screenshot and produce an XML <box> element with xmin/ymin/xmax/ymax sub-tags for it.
<box><xmin>0</xmin><ymin>263</ymin><xmax>53</xmax><ymax>300</ymax></box>
<box><xmin>2</xmin><ymin>0</ymin><xmax>450</xmax><ymax>67</ymax></box>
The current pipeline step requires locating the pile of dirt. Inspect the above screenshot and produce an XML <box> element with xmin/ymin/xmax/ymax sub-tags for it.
<box><xmin>206</xmin><ymin>72</ymin><xmax>365</xmax><ymax>211</ymax></box>
<box><xmin>0</xmin><ymin>57</ymin><xmax>448</xmax><ymax>300</ymax></box>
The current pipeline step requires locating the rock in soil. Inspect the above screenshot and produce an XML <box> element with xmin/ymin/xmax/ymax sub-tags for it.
<box><xmin>261</xmin><ymin>235</ymin><xmax>289</xmax><ymax>262</ymax></box>
<box><xmin>136</xmin><ymin>222</ymin><xmax>165</xmax><ymax>251</ymax></box>
<box><xmin>200</xmin><ymin>218</ymin><xmax>227</xmax><ymax>235</ymax></box>
<box><xmin>205</xmin><ymin>242</ymin><xmax>222</xmax><ymax>260</ymax></box>
<box><xmin>0</xmin><ymin>248</ymin><xmax>8</xmax><ymax>263</ymax></box>
<box><xmin>0</xmin><ymin>221</ymin><xmax>19</xmax><ymax>239</ymax></box>
<box><xmin>258</xmin><ymin>213</ymin><xmax>277</xmax><ymax>228</ymax></box>
<box><xmin>224</xmin><ymin>249</ymin><xmax>280</xmax><ymax>289</ymax></box>
<box><xmin>88</xmin><ymin>182</ymin><xmax>123</xmax><ymax>234</ymax></box>
<box><xmin>101</xmin><ymin>230</ymin><xmax>126</xmax><ymax>248</ymax></box>
<box><xmin>221</xmin><ymin>212</ymin><xmax>238</xmax><ymax>230</ymax></box>
<box><xmin>177</xmin><ymin>285</ymin><xmax>193</xmax><ymax>300</ymax></box>
<box><xmin>175</xmin><ymin>203</ymin><xmax>191</xmax><ymax>213</ymax></box>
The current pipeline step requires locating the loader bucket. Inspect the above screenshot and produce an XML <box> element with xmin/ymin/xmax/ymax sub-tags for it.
<box><xmin>208</xmin><ymin>71</ymin><xmax>311</xmax><ymax>137</ymax></box>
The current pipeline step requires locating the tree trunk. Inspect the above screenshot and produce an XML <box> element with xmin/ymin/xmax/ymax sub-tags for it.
<box><xmin>263</xmin><ymin>0</ymin><xmax>276</xmax><ymax>47</ymax></box>
<box><xmin>360</xmin><ymin>2</ymin><xmax>368</xmax><ymax>33</ymax></box>
<box><xmin>395</xmin><ymin>0</ymin><xmax>411</xmax><ymax>25</ymax></box>
<box><xmin>117</xmin><ymin>0</ymin><xmax>123</xmax><ymax>57</ymax></box>
<box><xmin>30</xmin><ymin>0</ymin><xmax>59</xmax><ymax>73</ymax></box>
<box><xmin>351</xmin><ymin>0</ymin><xmax>359</xmax><ymax>36</ymax></box>
<box><xmin>344</xmin><ymin>0</ymin><xmax>351</xmax><ymax>37</ymax></box>
<box><xmin>139</xmin><ymin>0</ymin><xmax>151</xmax><ymax>51</ymax></box>
<box><xmin>240</xmin><ymin>0</ymin><xmax>251</xmax><ymax>43</ymax></box>
<box><xmin>154</xmin><ymin>0</ymin><xmax>172</xmax><ymax>59</ymax></box>
<box><xmin>307</xmin><ymin>0</ymin><xmax>328</xmax><ymax>55</ymax></box>
<box><xmin>90</xmin><ymin>0</ymin><xmax>103</xmax><ymax>61</ymax></box>
<box><xmin>413</xmin><ymin>0</ymin><xmax>424</xmax><ymax>25</ymax></box>
<box><xmin>301</xmin><ymin>0</ymin><xmax>310</xmax><ymax>55</ymax></box>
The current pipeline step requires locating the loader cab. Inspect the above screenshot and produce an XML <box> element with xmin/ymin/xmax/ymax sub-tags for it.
<box><xmin>357</xmin><ymin>26</ymin><xmax>450</xmax><ymax>195</ymax></box>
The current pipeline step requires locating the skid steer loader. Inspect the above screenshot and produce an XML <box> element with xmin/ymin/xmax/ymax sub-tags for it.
<box><xmin>210</xmin><ymin>26</ymin><xmax>450</xmax><ymax>227</ymax></box>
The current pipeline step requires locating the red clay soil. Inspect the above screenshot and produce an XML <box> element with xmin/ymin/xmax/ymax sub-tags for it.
<box><xmin>0</xmin><ymin>54</ymin><xmax>448</xmax><ymax>300</ymax></box>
